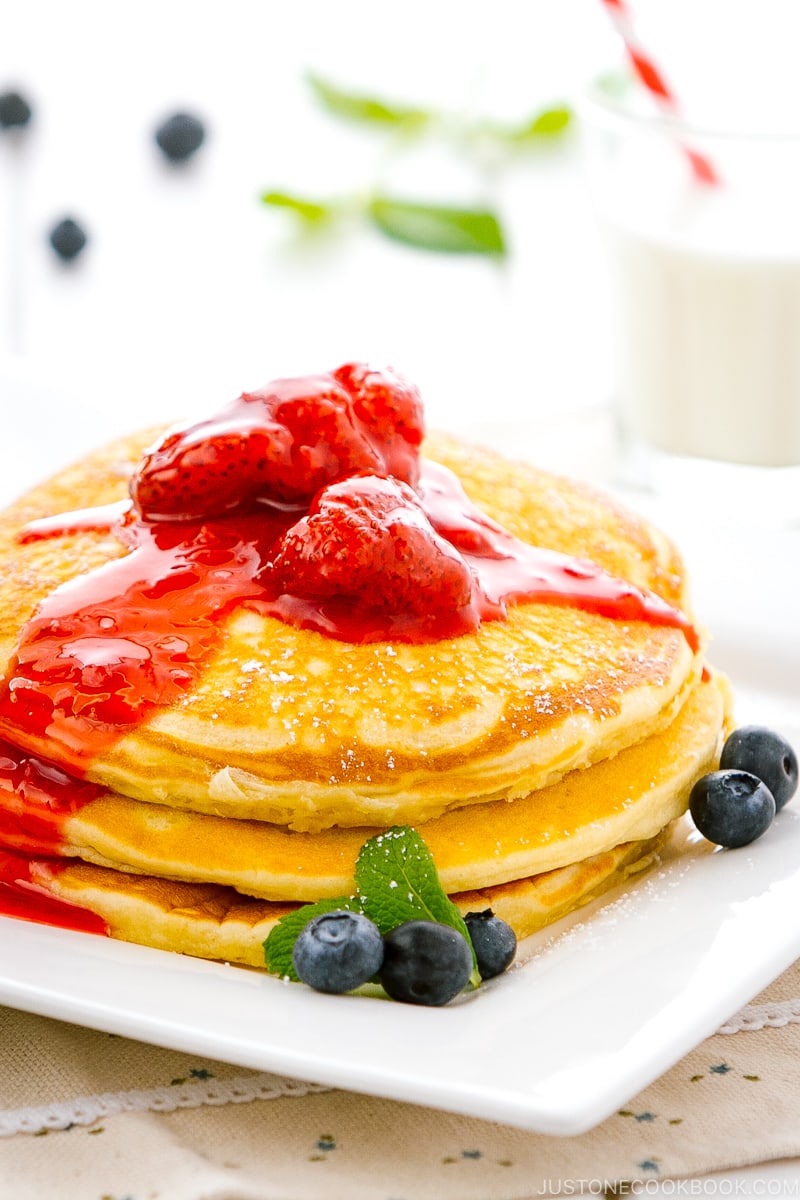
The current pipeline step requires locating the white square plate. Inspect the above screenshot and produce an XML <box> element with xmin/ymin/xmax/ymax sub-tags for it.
<box><xmin>0</xmin><ymin>359</ymin><xmax>798</xmax><ymax>1135</ymax></box>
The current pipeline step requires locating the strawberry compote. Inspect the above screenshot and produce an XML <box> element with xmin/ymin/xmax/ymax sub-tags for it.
<box><xmin>131</xmin><ymin>363</ymin><xmax>424</xmax><ymax>518</ymax></box>
<box><xmin>0</xmin><ymin>363</ymin><xmax>697</xmax><ymax>774</ymax></box>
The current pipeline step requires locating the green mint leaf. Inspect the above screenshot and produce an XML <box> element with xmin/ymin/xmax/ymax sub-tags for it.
<box><xmin>260</xmin><ymin>190</ymin><xmax>335</xmax><ymax>223</ymax></box>
<box><xmin>367</xmin><ymin>197</ymin><xmax>506</xmax><ymax>257</ymax></box>
<box><xmin>517</xmin><ymin>105</ymin><xmax>572</xmax><ymax>140</ymax></box>
<box><xmin>263</xmin><ymin>895</ymin><xmax>361</xmax><ymax>980</ymax></box>
<box><xmin>357</xmin><ymin>827</ymin><xmax>481</xmax><ymax>989</ymax></box>
<box><xmin>355</xmin><ymin>826</ymin><xmax>474</xmax><ymax>943</ymax></box>
<box><xmin>479</xmin><ymin>105</ymin><xmax>572</xmax><ymax>148</ymax></box>
<box><xmin>307</xmin><ymin>72</ymin><xmax>432</xmax><ymax>129</ymax></box>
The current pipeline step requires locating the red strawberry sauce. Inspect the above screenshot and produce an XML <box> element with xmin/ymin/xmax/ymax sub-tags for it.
<box><xmin>0</xmin><ymin>847</ymin><xmax>108</xmax><ymax>933</ymax></box>
<box><xmin>0</xmin><ymin>364</ymin><xmax>697</xmax><ymax>931</ymax></box>
<box><xmin>0</xmin><ymin>742</ymin><xmax>109</xmax><ymax>930</ymax></box>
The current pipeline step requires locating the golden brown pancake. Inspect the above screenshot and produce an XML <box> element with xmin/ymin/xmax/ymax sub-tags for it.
<box><xmin>0</xmin><ymin>430</ymin><xmax>705</xmax><ymax>832</ymax></box>
<box><xmin>12</xmin><ymin>832</ymin><xmax>669</xmax><ymax>969</ymax></box>
<box><xmin>0</xmin><ymin>670</ymin><xmax>729</xmax><ymax>901</ymax></box>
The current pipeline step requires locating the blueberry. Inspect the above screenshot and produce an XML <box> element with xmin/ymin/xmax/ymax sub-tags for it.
<box><xmin>292</xmin><ymin>910</ymin><xmax>383</xmax><ymax>994</ymax></box>
<box><xmin>464</xmin><ymin>909</ymin><xmax>517</xmax><ymax>980</ymax></box>
<box><xmin>689</xmin><ymin>769</ymin><xmax>776</xmax><ymax>848</ymax></box>
<box><xmin>719</xmin><ymin>725</ymin><xmax>798</xmax><ymax>812</ymax></box>
<box><xmin>0</xmin><ymin>90</ymin><xmax>33</xmax><ymax>130</ymax></box>
<box><xmin>154</xmin><ymin>112</ymin><xmax>206</xmax><ymax>162</ymax></box>
<box><xmin>379</xmin><ymin>920</ymin><xmax>473</xmax><ymax>1006</ymax></box>
<box><xmin>48</xmin><ymin>217</ymin><xmax>88</xmax><ymax>262</ymax></box>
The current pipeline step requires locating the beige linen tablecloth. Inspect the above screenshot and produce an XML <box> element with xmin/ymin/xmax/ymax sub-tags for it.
<box><xmin>1</xmin><ymin>959</ymin><xmax>799</xmax><ymax>1200</ymax></box>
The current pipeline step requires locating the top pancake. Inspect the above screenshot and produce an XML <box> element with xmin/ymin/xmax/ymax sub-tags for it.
<box><xmin>0</xmin><ymin>428</ymin><xmax>702</xmax><ymax>831</ymax></box>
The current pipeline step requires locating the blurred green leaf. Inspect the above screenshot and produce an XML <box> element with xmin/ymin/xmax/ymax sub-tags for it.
<box><xmin>367</xmin><ymin>197</ymin><xmax>506</xmax><ymax>257</ymax></box>
<box><xmin>260</xmin><ymin>190</ymin><xmax>334</xmax><ymax>222</ymax></box>
<box><xmin>484</xmin><ymin>105</ymin><xmax>573</xmax><ymax>147</ymax></box>
<box><xmin>307</xmin><ymin>72</ymin><xmax>432</xmax><ymax>129</ymax></box>
<box><xmin>518</xmin><ymin>105</ymin><xmax>572</xmax><ymax>139</ymax></box>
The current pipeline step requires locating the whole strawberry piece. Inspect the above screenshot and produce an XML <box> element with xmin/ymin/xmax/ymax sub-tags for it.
<box><xmin>270</xmin><ymin>474</ymin><xmax>473</xmax><ymax>617</ymax></box>
<box><xmin>333</xmin><ymin>362</ymin><xmax>424</xmax><ymax>487</ymax></box>
<box><xmin>130</xmin><ymin>365</ymin><xmax>425</xmax><ymax>521</ymax></box>
<box><xmin>130</xmin><ymin>416</ymin><xmax>276</xmax><ymax>519</ymax></box>
<box><xmin>239</xmin><ymin>373</ymin><xmax>387</xmax><ymax>504</ymax></box>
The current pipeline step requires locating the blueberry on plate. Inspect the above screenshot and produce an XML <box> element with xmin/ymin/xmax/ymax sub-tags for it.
<box><xmin>154</xmin><ymin>112</ymin><xmax>206</xmax><ymax>162</ymax></box>
<box><xmin>719</xmin><ymin>725</ymin><xmax>798</xmax><ymax>812</ymax></box>
<box><xmin>292</xmin><ymin>910</ymin><xmax>383</xmax><ymax>994</ymax></box>
<box><xmin>48</xmin><ymin>217</ymin><xmax>88</xmax><ymax>262</ymax></box>
<box><xmin>379</xmin><ymin>920</ymin><xmax>473</xmax><ymax>1006</ymax></box>
<box><xmin>464</xmin><ymin>909</ymin><xmax>517</xmax><ymax>980</ymax></box>
<box><xmin>689</xmin><ymin>769</ymin><xmax>776</xmax><ymax>849</ymax></box>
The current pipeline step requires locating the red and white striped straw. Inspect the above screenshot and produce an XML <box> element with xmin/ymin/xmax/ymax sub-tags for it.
<box><xmin>598</xmin><ymin>0</ymin><xmax>719</xmax><ymax>185</ymax></box>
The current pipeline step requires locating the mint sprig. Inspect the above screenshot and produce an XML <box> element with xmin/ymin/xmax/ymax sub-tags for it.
<box><xmin>259</xmin><ymin>190</ymin><xmax>335</xmax><ymax>224</ymax></box>
<box><xmin>500</xmin><ymin>105</ymin><xmax>573</xmax><ymax>144</ymax></box>
<box><xmin>305</xmin><ymin>71</ymin><xmax>572</xmax><ymax>152</ymax></box>
<box><xmin>262</xmin><ymin>189</ymin><xmax>505</xmax><ymax>258</ymax></box>
<box><xmin>367</xmin><ymin>197</ymin><xmax>505</xmax><ymax>257</ymax></box>
<box><xmin>261</xmin><ymin>75</ymin><xmax>571</xmax><ymax>259</ymax></box>
<box><xmin>262</xmin><ymin>187</ymin><xmax>506</xmax><ymax>258</ymax></box>
<box><xmin>263</xmin><ymin>826</ymin><xmax>480</xmax><ymax>989</ymax></box>
<box><xmin>307</xmin><ymin>72</ymin><xmax>432</xmax><ymax>131</ymax></box>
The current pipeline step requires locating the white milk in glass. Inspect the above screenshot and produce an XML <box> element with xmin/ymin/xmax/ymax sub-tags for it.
<box><xmin>609</xmin><ymin>226</ymin><xmax>800</xmax><ymax>467</ymax></box>
<box><xmin>606</xmin><ymin>181</ymin><xmax>800</xmax><ymax>467</ymax></box>
<box><xmin>585</xmin><ymin>102</ymin><xmax>800</xmax><ymax>520</ymax></box>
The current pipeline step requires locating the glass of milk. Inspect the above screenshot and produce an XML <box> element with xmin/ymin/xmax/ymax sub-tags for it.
<box><xmin>581</xmin><ymin>79</ymin><xmax>800</xmax><ymax>526</ymax></box>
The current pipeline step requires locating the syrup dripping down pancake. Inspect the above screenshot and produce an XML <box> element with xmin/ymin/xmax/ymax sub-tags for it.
<box><xmin>0</xmin><ymin>430</ymin><xmax>705</xmax><ymax>831</ymax></box>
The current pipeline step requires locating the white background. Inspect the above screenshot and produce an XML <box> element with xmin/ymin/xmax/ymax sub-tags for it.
<box><xmin>1</xmin><ymin>0</ymin><xmax>619</xmax><ymax>445</ymax></box>
<box><xmin>4</xmin><ymin>0</ymin><xmax>800</xmax><ymax>446</ymax></box>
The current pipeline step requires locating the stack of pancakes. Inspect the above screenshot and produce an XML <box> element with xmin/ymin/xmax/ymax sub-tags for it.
<box><xmin>0</xmin><ymin>428</ymin><xmax>730</xmax><ymax>969</ymax></box>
